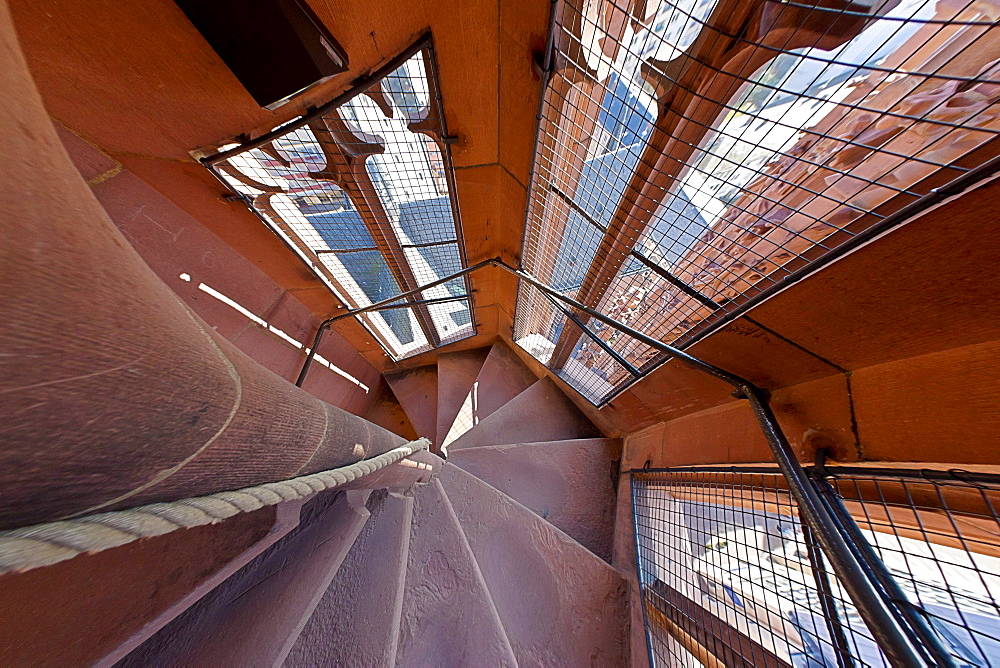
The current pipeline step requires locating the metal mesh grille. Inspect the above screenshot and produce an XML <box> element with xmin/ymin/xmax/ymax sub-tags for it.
<box><xmin>632</xmin><ymin>466</ymin><xmax>1000</xmax><ymax>667</ymax></box>
<box><xmin>206</xmin><ymin>41</ymin><xmax>474</xmax><ymax>359</ymax></box>
<box><xmin>515</xmin><ymin>0</ymin><xmax>1000</xmax><ymax>403</ymax></box>
<box><xmin>822</xmin><ymin>467</ymin><xmax>1000</xmax><ymax>666</ymax></box>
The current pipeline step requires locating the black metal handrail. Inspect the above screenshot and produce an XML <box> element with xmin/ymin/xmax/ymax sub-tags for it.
<box><xmin>293</xmin><ymin>258</ymin><xmax>497</xmax><ymax>387</ymax></box>
<box><xmin>503</xmin><ymin>262</ymin><xmax>949</xmax><ymax>667</ymax></box>
<box><xmin>296</xmin><ymin>258</ymin><xmax>954</xmax><ymax>665</ymax></box>
<box><xmin>631</xmin><ymin>461</ymin><xmax>1000</xmax><ymax>667</ymax></box>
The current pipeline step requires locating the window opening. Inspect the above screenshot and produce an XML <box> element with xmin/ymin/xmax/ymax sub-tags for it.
<box><xmin>205</xmin><ymin>37</ymin><xmax>473</xmax><ymax>359</ymax></box>
<box><xmin>516</xmin><ymin>0</ymin><xmax>1000</xmax><ymax>404</ymax></box>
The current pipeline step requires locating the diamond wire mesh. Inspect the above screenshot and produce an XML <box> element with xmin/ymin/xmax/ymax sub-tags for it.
<box><xmin>632</xmin><ymin>467</ymin><xmax>1000</xmax><ymax>667</ymax></box>
<box><xmin>515</xmin><ymin>0</ymin><xmax>1000</xmax><ymax>403</ymax></box>
<box><xmin>209</xmin><ymin>44</ymin><xmax>474</xmax><ymax>360</ymax></box>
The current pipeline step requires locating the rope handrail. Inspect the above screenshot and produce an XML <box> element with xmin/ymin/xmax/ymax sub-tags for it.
<box><xmin>0</xmin><ymin>438</ymin><xmax>431</xmax><ymax>574</ymax></box>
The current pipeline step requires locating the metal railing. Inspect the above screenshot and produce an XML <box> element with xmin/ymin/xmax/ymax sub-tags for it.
<box><xmin>513</xmin><ymin>0</ymin><xmax>1000</xmax><ymax>406</ymax></box>
<box><xmin>633</xmin><ymin>463</ymin><xmax>1000</xmax><ymax>667</ymax></box>
<box><xmin>293</xmin><ymin>258</ymin><xmax>497</xmax><ymax>386</ymax></box>
<box><xmin>297</xmin><ymin>259</ymin><xmax>988</xmax><ymax>666</ymax></box>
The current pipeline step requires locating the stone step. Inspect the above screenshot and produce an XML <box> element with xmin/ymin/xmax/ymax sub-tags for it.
<box><xmin>129</xmin><ymin>491</ymin><xmax>372</xmax><ymax>667</ymax></box>
<box><xmin>448</xmin><ymin>438</ymin><xmax>620</xmax><ymax>562</ymax></box>
<box><xmin>285</xmin><ymin>490</ymin><xmax>413</xmax><ymax>667</ymax></box>
<box><xmin>448</xmin><ymin>377</ymin><xmax>601</xmax><ymax>452</ymax></box>
<box><xmin>435</xmin><ymin>347</ymin><xmax>489</xmax><ymax>447</ymax></box>
<box><xmin>438</xmin><ymin>463</ymin><xmax>629</xmax><ymax>666</ymax></box>
<box><xmin>396</xmin><ymin>479</ymin><xmax>517</xmax><ymax>667</ymax></box>
<box><xmin>385</xmin><ymin>365</ymin><xmax>438</xmax><ymax>442</ymax></box>
<box><xmin>364</xmin><ymin>380</ymin><xmax>419</xmax><ymax>440</ymax></box>
<box><xmin>441</xmin><ymin>340</ymin><xmax>537</xmax><ymax>448</ymax></box>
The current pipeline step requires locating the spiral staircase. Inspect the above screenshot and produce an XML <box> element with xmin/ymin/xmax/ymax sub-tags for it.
<box><xmin>118</xmin><ymin>341</ymin><xmax>633</xmax><ymax>666</ymax></box>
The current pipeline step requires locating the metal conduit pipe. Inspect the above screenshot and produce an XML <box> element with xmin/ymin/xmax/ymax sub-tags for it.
<box><xmin>0</xmin><ymin>3</ymin><xmax>407</xmax><ymax>531</ymax></box>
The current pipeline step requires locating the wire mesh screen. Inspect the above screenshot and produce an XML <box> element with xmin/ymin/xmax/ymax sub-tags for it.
<box><xmin>820</xmin><ymin>467</ymin><xmax>1000</xmax><ymax>666</ymax></box>
<box><xmin>206</xmin><ymin>39</ymin><xmax>474</xmax><ymax>359</ymax></box>
<box><xmin>515</xmin><ymin>0</ymin><xmax>1000</xmax><ymax>403</ymax></box>
<box><xmin>632</xmin><ymin>467</ymin><xmax>1000</xmax><ymax>667</ymax></box>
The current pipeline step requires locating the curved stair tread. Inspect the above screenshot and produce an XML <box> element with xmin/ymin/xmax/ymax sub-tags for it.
<box><xmin>448</xmin><ymin>377</ymin><xmax>601</xmax><ymax>452</ymax></box>
<box><xmin>447</xmin><ymin>438</ymin><xmax>620</xmax><ymax>562</ymax></box>
<box><xmin>286</xmin><ymin>490</ymin><xmax>412</xmax><ymax>667</ymax></box>
<box><xmin>137</xmin><ymin>492</ymin><xmax>372</xmax><ymax>667</ymax></box>
<box><xmin>437</xmin><ymin>463</ymin><xmax>629</xmax><ymax>667</ymax></box>
<box><xmin>442</xmin><ymin>341</ymin><xmax>538</xmax><ymax>447</ymax></box>
<box><xmin>435</xmin><ymin>348</ymin><xmax>490</xmax><ymax>445</ymax></box>
<box><xmin>385</xmin><ymin>365</ymin><xmax>438</xmax><ymax>441</ymax></box>
<box><xmin>397</xmin><ymin>478</ymin><xmax>517</xmax><ymax>667</ymax></box>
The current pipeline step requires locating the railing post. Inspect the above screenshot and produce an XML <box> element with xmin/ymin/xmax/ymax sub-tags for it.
<box><xmin>295</xmin><ymin>321</ymin><xmax>330</xmax><ymax>387</ymax></box>
<box><xmin>305</xmin><ymin>258</ymin><xmax>960</xmax><ymax>666</ymax></box>
<box><xmin>630</xmin><ymin>473</ymin><xmax>658</xmax><ymax>668</ymax></box>
<box><xmin>742</xmin><ymin>390</ymin><xmax>939</xmax><ymax>668</ymax></box>
<box><xmin>496</xmin><ymin>262</ymin><xmax>945</xmax><ymax>667</ymax></box>
<box><xmin>293</xmin><ymin>258</ymin><xmax>499</xmax><ymax>387</ymax></box>
<box><xmin>808</xmin><ymin>460</ymin><xmax>957</xmax><ymax>667</ymax></box>
<box><xmin>801</xmin><ymin>519</ymin><xmax>856</xmax><ymax>668</ymax></box>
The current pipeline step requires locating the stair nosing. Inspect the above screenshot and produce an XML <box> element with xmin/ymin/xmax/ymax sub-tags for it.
<box><xmin>437</xmin><ymin>463</ymin><xmax>629</xmax><ymax>665</ymax></box>
<box><xmin>432</xmin><ymin>478</ymin><xmax>518</xmax><ymax>666</ymax></box>
<box><xmin>437</xmin><ymin>462</ymin><xmax>622</xmax><ymax>572</ymax></box>
<box><xmin>385</xmin><ymin>494</ymin><xmax>414</xmax><ymax>666</ymax></box>
<box><xmin>384</xmin><ymin>367</ymin><xmax>439</xmax><ymax>442</ymax></box>
<box><xmin>435</xmin><ymin>349</ymin><xmax>491</xmax><ymax>446</ymax></box>
<box><xmin>442</xmin><ymin>343</ymin><xmax>539</xmax><ymax>447</ymax></box>
<box><xmin>447</xmin><ymin>377</ymin><xmax>585</xmax><ymax>452</ymax></box>
<box><xmin>446</xmin><ymin>437</ymin><xmax>613</xmax><ymax>455</ymax></box>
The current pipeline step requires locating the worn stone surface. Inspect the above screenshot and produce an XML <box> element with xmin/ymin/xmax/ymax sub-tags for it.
<box><xmin>449</xmin><ymin>377</ymin><xmax>602</xmax><ymax>451</ymax></box>
<box><xmin>385</xmin><ymin>366</ymin><xmax>439</xmax><ymax>442</ymax></box>
<box><xmin>468</xmin><ymin>340</ymin><xmax>538</xmax><ymax>419</ymax></box>
<box><xmin>286</xmin><ymin>491</ymin><xmax>411</xmax><ymax>668</ymax></box>
<box><xmin>172</xmin><ymin>492</ymin><xmax>371</xmax><ymax>666</ymax></box>
<box><xmin>448</xmin><ymin>438</ymin><xmax>618</xmax><ymax>561</ymax></box>
<box><xmin>443</xmin><ymin>341</ymin><xmax>538</xmax><ymax>446</ymax></box>
<box><xmin>439</xmin><ymin>463</ymin><xmax>628</xmax><ymax>666</ymax></box>
<box><xmin>0</xmin><ymin>5</ymin><xmax>401</xmax><ymax>529</ymax></box>
<box><xmin>0</xmin><ymin>507</ymin><xmax>275</xmax><ymax>667</ymax></box>
<box><xmin>436</xmin><ymin>347</ymin><xmax>490</xmax><ymax>446</ymax></box>
<box><xmin>365</xmin><ymin>380</ymin><xmax>420</xmax><ymax>440</ymax></box>
<box><xmin>397</xmin><ymin>479</ymin><xmax>516</xmax><ymax>667</ymax></box>
<box><xmin>117</xmin><ymin>492</ymin><xmax>346</xmax><ymax>666</ymax></box>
